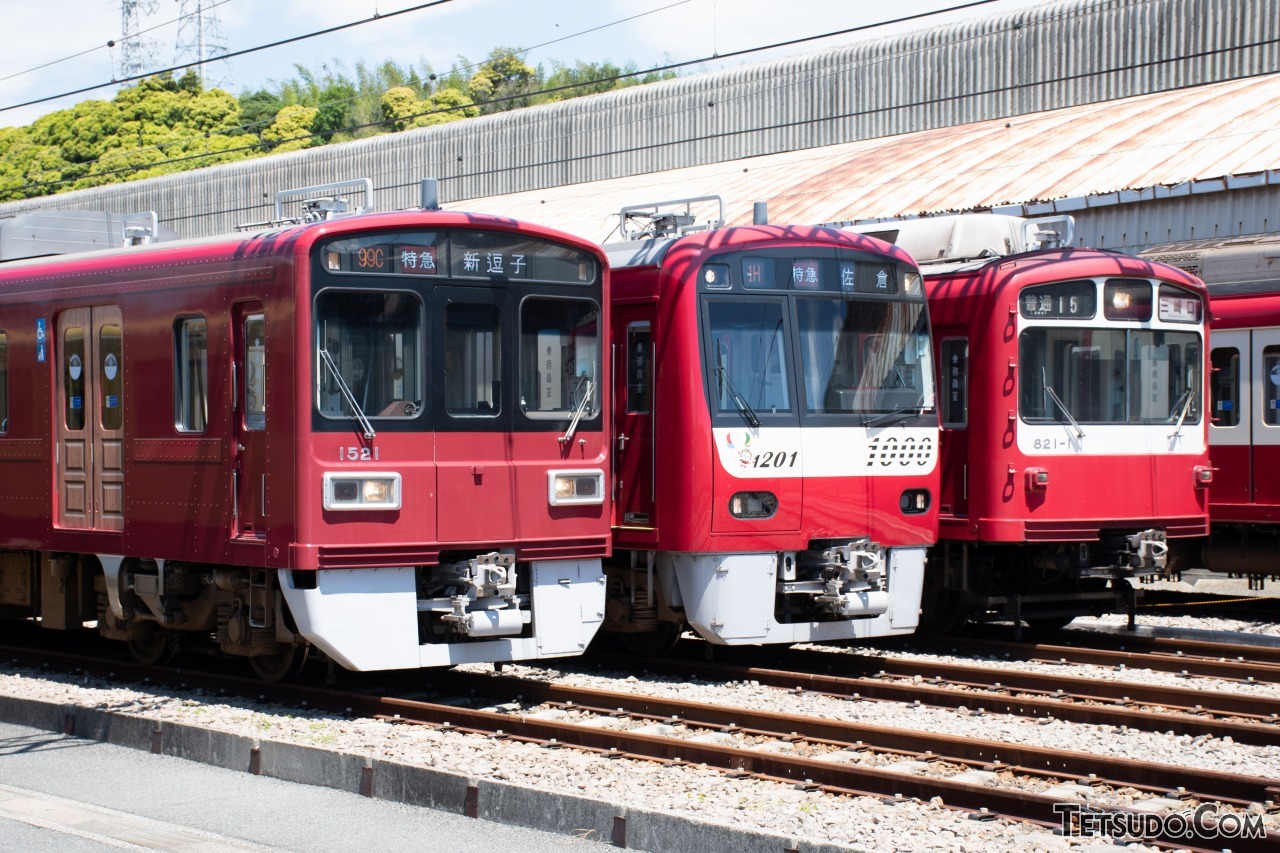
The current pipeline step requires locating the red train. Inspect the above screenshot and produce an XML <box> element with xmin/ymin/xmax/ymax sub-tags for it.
<box><xmin>0</xmin><ymin>181</ymin><xmax>611</xmax><ymax>679</ymax></box>
<box><xmin>600</xmin><ymin>199</ymin><xmax>939</xmax><ymax>652</ymax></box>
<box><xmin>848</xmin><ymin>214</ymin><xmax>1211</xmax><ymax>630</ymax></box>
<box><xmin>1142</xmin><ymin>235</ymin><xmax>1280</xmax><ymax>583</ymax></box>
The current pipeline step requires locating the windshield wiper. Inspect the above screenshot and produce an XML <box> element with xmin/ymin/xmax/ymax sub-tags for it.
<box><xmin>863</xmin><ymin>405</ymin><xmax>922</xmax><ymax>428</ymax></box>
<box><xmin>1168</xmin><ymin>388</ymin><xmax>1195</xmax><ymax>440</ymax></box>
<box><xmin>559</xmin><ymin>374</ymin><xmax>596</xmax><ymax>446</ymax></box>
<box><xmin>1041</xmin><ymin>367</ymin><xmax>1084</xmax><ymax>440</ymax></box>
<box><xmin>319</xmin><ymin>348</ymin><xmax>375</xmax><ymax>440</ymax></box>
<box><xmin>716</xmin><ymin>366</ymin><xmax>760</xmax><ymax>429</ymax></box>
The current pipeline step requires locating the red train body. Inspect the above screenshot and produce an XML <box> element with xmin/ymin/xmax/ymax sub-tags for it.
<box><xmin>1142</xmin><ymin>235</ymin><xmax>1280</xmax><ymax>581</ymax></box>
<box><xmin>0</xmin><ymin>191</ymin><xmax>611</xmax><ymax>676</ymax></box>
<box><xmin>600</xmin><ymin>202</ymin><xmax>939</xmax><ymax>650</ymax></box>
<box><xmin>851</xmin><ymin>215</ymin><xmax>1211</xmax><ymax>629</ymax></box>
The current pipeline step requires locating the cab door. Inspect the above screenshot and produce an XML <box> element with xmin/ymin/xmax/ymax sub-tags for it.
<box><xmin>614</xmin><ymin>310</ymin><xmax>656</xmax><ymax>529</ymax></box>
<box><xmin>1252</xmin><ymin>330</ymin><xmax>1280</xmax><ymax>508</ymax></box>
<box><xmin>56</xmin><ymin>305</ymin><xmax>124</xmax><ymax>531</ymax></box>
<box><xmin>233</xmin><ymin>304</ymin><xmax>267</xmax><ymax>538</ymax></box>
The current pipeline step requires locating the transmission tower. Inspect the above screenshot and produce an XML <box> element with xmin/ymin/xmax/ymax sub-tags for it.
<box><xmin>119</xmin><ymin>0</ymin><xmax>160</xmax><ymax>80</ymax></box>
<box><xmin>173</xmin><ymin>0</ymin><xmax>233</xmax><ymax>90</ymax></box>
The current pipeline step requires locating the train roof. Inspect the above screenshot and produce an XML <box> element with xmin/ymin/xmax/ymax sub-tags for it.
<box><xmin>1141</xmin><ymin>234</ymin><xmax>1280</xmax><ymax>296</ymax></box>
<box><xmin>603</xmin><ymin>223</ymin><xmax>914</xmax><ymax>271</ymax></box>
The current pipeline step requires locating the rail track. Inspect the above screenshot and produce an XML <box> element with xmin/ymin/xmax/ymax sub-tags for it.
<box><xmin>0</xmin><ymin>642</ymin><xmax>1276</xmax><ymax>852</ymax></box>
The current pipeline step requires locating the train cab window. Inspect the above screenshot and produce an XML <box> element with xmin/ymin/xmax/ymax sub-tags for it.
<box><xmin>316</xmin><ymin>291</ymin><xmax>423</xmax><ymax>421</ymax></box>
<box><xmin>519</xmin><ymin>298</ymin><xmax>600</xmax><ymax>419</ymax></box>
<box><xmin>243</xmin><ymin>314</ymin><xmax>266</xmax><ymax>431</ymax></box>
<box><xmin>175</xmin><ymin>317</ymin><xmax>208</xmax><ymax>432</ymax></box>
<box><xmin>1265</xmin><ymin>346</ymin><xmax>1280</xmax><ymax>427</ymax></box>
<box><xmin>940</xmin><ymin>338</ymin><xmax>969</xmax><ymax>427</ymax></box>
<box><xmin>0</xmin><ymin>332</ymin><xmax>7</xmax><ymax>434</ymax></box>
<box><xmin>1209</xmin><ymin>347</ymin><xmax>1239</xmax><ymax>427</ymax></box>
<box><xmin>444</xmin><ymin>303</ymin><xmax>501</xmax><ymax>417</ymax></box>
<box><xmin>706</xmin><ymin>300</ymin><xmax>791</xmax><ymax>416</ymax></box>
<box><xmin>99</xmin><ymin>323</ymin><xmax>123</xmax><ymax>431</ymax></box>
<box><xmin>624</xmin><ymin>322</ymin><xmax>652</xmax><ymax>414</ymax></box>
<box><xmin>64</xmin><ymin>326</ymin><xmax>86</xmax><ymax>431</ymax></box>
<box><xmin>794</xmin><ymin>297</ymin><xmax>932</xmax><ymax>415</ymax></box>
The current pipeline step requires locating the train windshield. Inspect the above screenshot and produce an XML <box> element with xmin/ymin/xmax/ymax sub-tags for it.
<box><xmin>315</xmin><ymin>290</ymin><xmax>424</xmax><ymax>420</ymax></box>
<box><xmin>1019</xmin><ymin>328</ymin><xmax>1202</xmax><ymax>424</ymax></box>
<box><xmin>795</xmin><ymin>297</ymin><xmax>934</xmax><ymax>415</ymax></box>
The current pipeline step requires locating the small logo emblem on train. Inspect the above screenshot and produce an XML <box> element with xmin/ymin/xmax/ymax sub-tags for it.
<box><xmin>724</xmin><ymin>432</ymin><xmax>754</xmax><ymax>467</ymax></box>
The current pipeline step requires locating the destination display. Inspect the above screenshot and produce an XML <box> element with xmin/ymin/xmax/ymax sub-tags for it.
<box><xmin>323</xmin><ymin>230</ymin><xmax>596</xmax><ymax>285</ymax></box>
<box><xmin>1020</xmin><ymin>280</ymin><xmax>1097</xmax><ymax>319</ymax></box>
<box><xmin>1158</xmin><ymin>285</ymin><xmax>1202</xmax><ymax>323</ymax></box>
<box><xmin>735</xmin><ymin>256</ymin><xmax>900</xmax><ymax>294</ymax></box>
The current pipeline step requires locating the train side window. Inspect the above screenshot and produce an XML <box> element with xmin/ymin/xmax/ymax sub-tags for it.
<box><xmin>175</xmin><ymin>317</ymin><xmax>208</xmax><ymax>432</ymax></box>
<box><xmin>1209</xmin><ymin>347</ymin><xmax>1239</xmax><ymax>427</ymax></box>
<box><xmin>625</xmin><ymin>322</ymin><xmax>652</xmax><ymax>414</ymax></box>
<box><xmin>1264</xmin><ymin>346</ymin><xmax>1280</xmax><ymax>427</ymax></box>
<box><xmin>99</xmin><ymin>323</ymin><xmax>123</xmax><ymax>431</ymax></box>
<box><xmin>519</xmin><ymin>297</ymin><xmax>600</xmax><ymax>419</ymax></box>
<box><xmin>940</xmin><ymin>337</ymin><xmax>968</xmax><ymax>427</ymax></box>
<box><xmin>445</xmin><ymin>303</ymin><xmax>501</xmax><ymax>417</ymax></box>
<box><xmin>244</xmin><ymin>314</ymin><xmax>265</xmax><ymax>431</ymax></box>
<box><xmin>64</xmin><ymin>325</ymin><xmax>86</xmax><ymax>431</ymax></box>
<box><xmin>0</xmin><ymin>331</ymin><xmax>7</xmax><ymax>434</ymax></box>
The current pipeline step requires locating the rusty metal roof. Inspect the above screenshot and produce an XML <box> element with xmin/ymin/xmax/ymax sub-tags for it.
<box><xmin>455</xmin><ymin>74</ymin><xmax>1280</xmax><ymax>245</ymax></box>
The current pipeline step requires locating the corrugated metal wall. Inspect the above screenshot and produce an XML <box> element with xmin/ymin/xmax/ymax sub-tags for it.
<box><xmin>0</xmin><ymin>0</ymin><xmax>1276</xmax><ymax>237</ymax></box>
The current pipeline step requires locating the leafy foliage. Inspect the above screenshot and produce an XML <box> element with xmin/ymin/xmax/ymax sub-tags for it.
<box><xmin>0</xmin><ymin>49</ymin><xmax>677</xmax><ymax>202</ymax></box>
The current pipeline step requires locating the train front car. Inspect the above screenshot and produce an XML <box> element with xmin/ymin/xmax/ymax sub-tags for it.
<box><xmin>288</xmin><ymin>211</ymin><xmax>610</xmax><ymax>671</ymax></box>
<box><xmin>850</xmin><ymin>214</ymin><xmax>1210</xmax><ymax>631</ymax></box>
<box><xmin>603</xmin><ymin>200</ymin><xmax>939</xmax><ymax>653</ymax></box>
<box><xmin>0</xmin><ymin>185</ymin><xmax>610</xmax><ymax>678</ymax></box>
<box><xmin>1142</xmin><ymin>235</ymin><xmax>1280</xmax><ymax>585</ymax></box>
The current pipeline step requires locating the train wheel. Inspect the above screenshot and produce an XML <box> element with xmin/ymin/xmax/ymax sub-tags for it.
<box><xmin>1023</xmin><ymin>615</ymin><xmax>1075</xmax><ymax>633</ymax></box>
<box><xmin>125</xmin><ymin>625</ymin><xmax>173</xmax><ymax>666</ymax></box>
<box><xmin>249</xmin><ymin>644</ymin><xmax>309</xmax><ymax>683</ymax></box>
<box><xmin>620</xmin><ymin>622</ymin><xmax>682</xmax><ymax>657</ymax></box>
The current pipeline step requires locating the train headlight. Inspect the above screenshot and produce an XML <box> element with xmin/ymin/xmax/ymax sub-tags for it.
<box><xmin>899</xmin><ymin>489</ymin><xmax>931</xmax><ymax>513</ymax></box>
<box><xmin>730</xmin><ymin>491</ymin><xmax>778</xmax><ymax>519</ymax></box>
<box><xmin>548</xmin><ymin>469</ymin><xmax>605</xmax><ymax>506</ymax></box>
<box><xmin>323</xmin><ymin>472</ymin><xmax>401</xmax><ymax>511</ymax></box>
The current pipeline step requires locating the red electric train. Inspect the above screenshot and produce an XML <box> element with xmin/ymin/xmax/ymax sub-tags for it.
<box><xmin>600</xmin><ymin>199</ymin><xmax>939</xmax><ymax>653</ymax></box>
<box><xmin>0</xmin><ymin>180</ymin><xmax>611</xmax><ymax>679</ymax></box>
<box><xmin>847</xmin><ymin>214</ymin><xmax>1211</xmax><ymax>631</ymax></box>
<box><xmin>1142</xmin><ymin>234</ymin><xmax>1280</xmax><ymax>584</ymax></box>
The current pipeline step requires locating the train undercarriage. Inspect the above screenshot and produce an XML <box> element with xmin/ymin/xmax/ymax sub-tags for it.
<box><xmin>921</xmin><ymin>530</ymin><xmax>1170</xmax><ymax>634</ymax></box>
<box><xmin>0</xmin><ymin>548</ymin><xmax>604</xmax><ymax>680</ymax></box>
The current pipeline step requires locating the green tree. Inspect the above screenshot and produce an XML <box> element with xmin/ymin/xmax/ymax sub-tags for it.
<box><xmin>468</xmin><ymin>49</ymin><xmax>537</xmax><ymax>112</ymax></box>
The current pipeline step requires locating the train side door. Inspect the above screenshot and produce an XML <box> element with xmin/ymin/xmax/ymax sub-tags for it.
<box><xmin>1207</xmin><ymin>330</ymin><xmax>1250</xmax><ymax>506</ymax></box>
<box><xmin>232</xmin><ymin>304</ymin><xmax>268</xmax><ymax>538</ymax></box>
<box><xmin>1251</xmin><ymin>329</ymin><xmax>1280</xmax><ymax>509</ymax></box>
<box><xmin>56</xmin><ymin>305</ymin><xmax>125</xmax><ymax>531</ymax></box>
<box><xmin>614</xmin><ymin>311</ymin><xmax>656</xmax><ymax>529</ymax></box>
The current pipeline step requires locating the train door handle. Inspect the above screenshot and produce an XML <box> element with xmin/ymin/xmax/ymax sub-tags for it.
<box><xmin>617</xmin><ymin>433</ymin><xmax>629</xmax><ymax>450</ymax></box>
<box><xmin>237</xmin><ymin>443</ymin><xmax>246</xmax><ymax>451</ymax></box>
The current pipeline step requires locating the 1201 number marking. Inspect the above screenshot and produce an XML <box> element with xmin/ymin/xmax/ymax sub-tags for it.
<box><xmin>752</xmin><ymin>451</ymin><xmax>798</xmax><ymax>468</ymax></box>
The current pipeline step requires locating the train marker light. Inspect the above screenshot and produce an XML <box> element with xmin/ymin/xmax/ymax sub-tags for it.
<box><xmin>323</xmin><ymin>472</ymin><xmax>401</xmax><ymax>510</ymax></box>
<box><xmin>899</xmin><ymin>489</ymin><xmax>930</xmax><ymax>514</ymax></box>
<box><xmin>1025</xmin><ymin>468</ymin><xmax>1050</xmax><ymax>491</ymax></box>
<box><xmin>903</xmin><ymin>271</ymin><xmax>922</xmax><ymax>295</ymax></box>
<box><xmin>730</xmin><ymin>491</ymin><xmax>778</xmax><ymax>519</ymax></box>
<box><xmin>1194</xmin><ymin>465</ymin><xmax>1214</xmax><ymax>487</ymax></box>
<box><xmin>548</xmin><ymin>470</ymin><xmax>605</xmax><ymax>506</ymax></box>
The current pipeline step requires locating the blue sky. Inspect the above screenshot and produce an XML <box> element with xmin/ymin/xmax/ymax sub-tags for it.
<box><xmin>2</xmin><ymin>0</ymin><xmax>1053</xmax><ymax>128</ymax></box>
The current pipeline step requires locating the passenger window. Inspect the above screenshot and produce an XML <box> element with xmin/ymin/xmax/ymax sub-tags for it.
<box><xmin>244</xmin><ymin>314</ymin><xmax>266</xmax><ymax>431</ymax></box>
<box><xmin>625</xmin><ymin>322</ymin><xmax>652</xmax><ymax>414</ymax></box>
<box><xmin>1209</xmin><ymin>347</ymin><xmax>1238</xmax><ymax>427</ymax></box>
<box><xmin>519</xmin><ymin>298</ymin><xmax>599</xmax><ymax>418</ymax></box>
<box><xmin>99</xmin><ymin>323</ymin><xmax>123</xmax><ymax>431</ymax></box>
<box><xmin>940</xmin><ymin>338</ymin><xmax>969</xmax><ymax>428</ymax></box>
<box><xmin>1265</xmin><ymin>346</ymin><xmax>1280</xmax><ymax>427</ymax></box>
<box><xmin>0</xmin><ymin>331</ymin><xmax>7</xmax><ymax>434</ymax></box>
<box><xmin>175</xmin><ymin>317</ymin><xmax>208</xmax><ymax>432</ymax></box>
<box><xmin>445</xmin><ymin>303</ymin><xmax>501</xmax><ymax>417</ymax></box>
<box><xmin>64</xmin><ymin>326</ymin><xmax>86</xmax><ymax>431</ymax></box>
